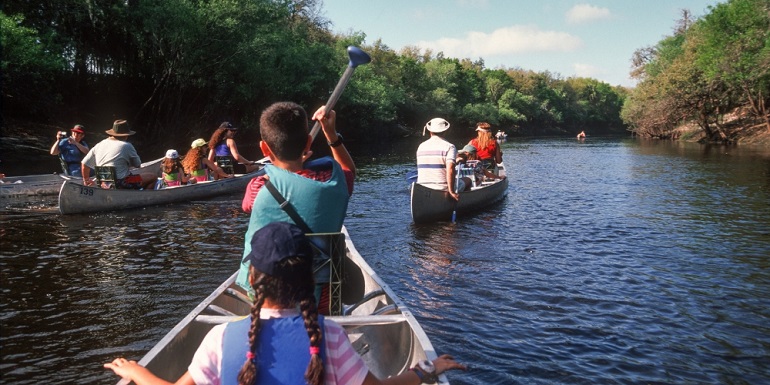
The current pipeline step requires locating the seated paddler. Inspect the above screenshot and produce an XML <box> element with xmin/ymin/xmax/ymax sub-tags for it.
<box><xmin>239</xmin><ymin>102</ymin><xmax>356</xmax><ymax>313</ymax></box>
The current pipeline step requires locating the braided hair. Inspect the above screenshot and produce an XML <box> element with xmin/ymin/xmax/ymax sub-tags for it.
<box><xmin>237</xmin><ymin>258</ymin><xmax>324</xmax><ymax>385</ymax></box>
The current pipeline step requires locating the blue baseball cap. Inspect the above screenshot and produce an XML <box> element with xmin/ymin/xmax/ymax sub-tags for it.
<box><xmin>246</xmin><ymin>222</ymin><xmax>313</xmax><ymax>276</ymax></box>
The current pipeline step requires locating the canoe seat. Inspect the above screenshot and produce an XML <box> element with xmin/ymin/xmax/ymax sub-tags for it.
<box><xmin>308</xmin><ymin>232</ymin><xmax>346</xmax><ymax>316</ymax></box>
<box><xmin>95</xmin><ymin>166</ymin><xmax>117</xmax><ymax>189</ymax></box>
<box><xmin>456</xmin><ymin>161</ymin><xmax>479</xmax><ymax>192</ymax></box>
<box><xmin>344</xmin><ymin>289</ymin><xmax>386</xmax><ymax>315</ymax></box>
<box><xmin>215</xmin><ymin>156</ymin><xmax>234</xmax><ymax>175</ymax></box>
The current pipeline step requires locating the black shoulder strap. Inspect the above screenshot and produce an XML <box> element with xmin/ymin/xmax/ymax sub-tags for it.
<box><xmin>263</xmin><ymin>179</ymin><xmax>313</xmax><ymax>234</ymax></box>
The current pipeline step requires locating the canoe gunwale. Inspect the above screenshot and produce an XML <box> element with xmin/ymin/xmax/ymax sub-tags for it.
<box><xmin>58</xmin><ymin>170</ymin><xmax>261</xmax><ymax>214</ymax></box>
<box><xmin>116</xmin><ymin>227</ymin><xmax>449</xmax><ymax>384</ymax></box>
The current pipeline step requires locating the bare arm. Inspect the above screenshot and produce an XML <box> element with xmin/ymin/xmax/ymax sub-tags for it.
<box><xmin>227</xmin><ymin>138</ymin><xmax>252</xmax><ymax>164</ymax></box>
<box><xmin>203</xmin><ymin>157</ymin><xmax>230</xmax><ymax>178</ymax></box>
<box><xmin>50</xmin><ymin>135</ymin><xmax>61</xmax><ymax>155</ymax></box>
<box><xmin>72</xmin><ymin>138</ymin><xmax>89</xmax><ymax>154</ymax></box>
<box><xmin>446</xmin><ymin>162</ymin><xmax>459</xmax><ymax>201</ymax></box>
<box><xmin>362</xmin><ymin>354</ymin><xmax>467</xmax><ymax>385</ymax></box>
<box><xmin>313</xmin><ymin>106</ymin><xmax>356</xmax><ymax>176</ymax></box>
<box><xmin>103</xmin><ymin>358</ymin><xmax>194</xmax><ymax>385</ymax></box>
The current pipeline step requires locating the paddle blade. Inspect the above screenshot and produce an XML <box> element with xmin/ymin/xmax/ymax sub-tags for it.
<box><xmin>347</xmin><ymin>46</ymin><xmax>371</xmax><ymax>68</ymax></box>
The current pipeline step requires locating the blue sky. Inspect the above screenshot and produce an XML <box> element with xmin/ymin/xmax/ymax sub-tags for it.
<box><xmin>321</xmin><ymin>0</ymin><xmax>721</xmax><ymax>87</ymax></box>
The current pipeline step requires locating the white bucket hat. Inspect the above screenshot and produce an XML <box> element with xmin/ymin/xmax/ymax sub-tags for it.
<box><xmin>165</xmin><ymin>149</ymin><xmax>179</xmax><ymax>159</ymax></box>
<box><xmin>423</xmin><ymin>117</ymin><xmax>450</xmax><ymax>136</ymax></box>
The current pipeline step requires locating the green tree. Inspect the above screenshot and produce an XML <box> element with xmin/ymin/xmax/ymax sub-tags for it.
<box><xmin>693</xmin><ymin>0</ymin><xmax>770</xmax><ymax>131</ymax></box>
<box><xmin>1</xmin><ymin>12</ymin><xmax>65</xmax><ymax>119</ymax></box>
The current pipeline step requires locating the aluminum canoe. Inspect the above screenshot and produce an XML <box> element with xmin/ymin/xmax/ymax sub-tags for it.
<box><xmin>0</xmin><ymin>173</ymin><xmax>72</xmax><ymax>198</ymax></box>
<box><xmin>0</xmin><ymin>157</ymin><xmax>163</xmax><ymax>199</ymax></box>
<box><xmin>116</xmin><ymin>227</ymin><xmax>448</xmax><ymax>384</ymax></box>
<box><xmin>58</xmin><ymin>169</ymin><xmax>258</xmax><ymax>215</ymax></box>
<box><xmin>410</xmin><ymin>162</ymin><xmax>509</xmax><ymax>223</ymax></box>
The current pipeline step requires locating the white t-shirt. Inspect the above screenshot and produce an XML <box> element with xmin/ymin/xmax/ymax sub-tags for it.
<box><xmin>416</xmin><ymin>135</ymin><xmax>457</xmax><ymax>190</ymax></box>
<box><xmin>81</xmin><ymin>138</ymin><xmax>142</xmax><ymax>179</ymax></box>
<box><xmin>188</xmin><ymin>308</ymin><xmax>369</xmax><ymax>385</ymax></box>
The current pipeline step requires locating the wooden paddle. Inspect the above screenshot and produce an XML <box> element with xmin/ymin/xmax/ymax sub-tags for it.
<box><xmin>255</xmin><ymin>46</ymin><xmax>371</xmax><ymax>164</ymax></box>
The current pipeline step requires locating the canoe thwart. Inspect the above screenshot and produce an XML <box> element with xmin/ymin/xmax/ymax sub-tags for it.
<box><xmin>194</xmin><ymin>314</ymin><xmax>408</xmax><ymax>326</ymax></box>
<box><xmin>344</xmin><ymin>289</ymin><xmax>386</xmax><ymax>315</ymax></box>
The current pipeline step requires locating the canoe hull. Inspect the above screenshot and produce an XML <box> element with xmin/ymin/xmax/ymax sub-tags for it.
<box><xmin>118</xmin><ymin>228</ymin><xmax>446</xmax><ymax>384</ymax></box>
<box><xmin>0</xmin><ymin>174</ymin><xmax>70</xmax><ymax>197</ymax></box>
<box><xmin>58</xmin><ymin>171</ymin><xmax>257</xmax><ymax>214</ymax></box>
<box><xmin>0</xmin><ymin>157</ymin><xmax>162</xmax><ymax>199</ymax></box>
<box><xmin>410</xmin><ymin>163</ymin><xmax>509</xmax><ymax>223</ymax></box>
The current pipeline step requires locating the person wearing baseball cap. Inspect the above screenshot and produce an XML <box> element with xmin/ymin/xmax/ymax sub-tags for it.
<box><xmin>50</xmin><ymin>124</ymin><xmax>90</xmax><ymax>176</ymax></box>
<box><xmin>160</xmin><ymin>149</ymin><xmax>194</xmax><ymax>187</ymax></box>
<box><xmin>207</xmin><ymin>121</ymin><xmax>259</xmax><ymax>174</ymax></box>
<box><xmin>105</xmin><ymin>222</ymin><xmax>467</xmax><ymax>385</ymax></box>
<box><xmin>416</xmin><ymin>117</ymin><xmax>460</xmax><ymax>201</ymax></box>
<box><xmin>181</xmin><ymin>138</ymin><xmax>231</xmax><ymax>182</ymax></box>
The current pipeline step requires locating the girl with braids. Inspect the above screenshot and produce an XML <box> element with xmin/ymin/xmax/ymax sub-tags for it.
<box><xmin>105</xmin><ymin>222</ymin><xmax>466</xmax><ymax>385</ymax></box>
<box><xmin>467</xmin><ymin>122</ymin><xmax>502</xmax><ymax>170</ymax></box>
<box><xmin>208</xmin><ymin>122</ymin><xmax>260</xmax><ymax>174</ymax></box>
<box><xmin>182</xmin><ymin>138</ymin><xmax>232</xmax><ymax>181</ymax></box>
<box><xmin>161</xmin><ymin>149</ymin><xmax>193</xmax><ymax>187</ymax></box>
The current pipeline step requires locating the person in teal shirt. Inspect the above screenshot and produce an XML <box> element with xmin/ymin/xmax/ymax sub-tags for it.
<box><xmin>238</xmin><ymin>102</ymin><xmax>356</xmax><ymax>312</ymax></box>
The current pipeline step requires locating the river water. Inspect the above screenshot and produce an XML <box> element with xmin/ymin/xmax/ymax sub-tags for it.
<box><xmin>1</xmin><ymin>137</ymin><xmax>768</xmax><ymax>384</ymax></box>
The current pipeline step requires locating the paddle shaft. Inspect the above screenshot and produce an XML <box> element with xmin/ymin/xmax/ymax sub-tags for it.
<box><xmin>309</xmin><ymin>64</ymin><xmax>357</xmax><ymax>140</ymax></box>
<box><xmin>255</xmin><ymin>46</ymin><xmax>370</xmax><ymax>164</ymax></box>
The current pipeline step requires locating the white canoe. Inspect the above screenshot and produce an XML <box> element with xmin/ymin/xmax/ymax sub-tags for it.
<box><xmin>0</xmin><ymin>157</ymin><xmax>163</xmax><ymax>198</ymax></box>
<box><xmin>58</xmin><ymin>169</ymin><xmax>259</xmax><ymax>214</ymax></box>
<box><xmin>0</xmin><ymin>174</ymin><xmax>72</xmax><ymax>198</ymax></box>
<box><xmin>410</xmin><ymin>163</ymin><xmax>509</xmax><ymax>223</ymax></box>
<box><xmin>116</xmin><ymin>227</ymin><xmax>449</xmax><ymax>384</ymax></box>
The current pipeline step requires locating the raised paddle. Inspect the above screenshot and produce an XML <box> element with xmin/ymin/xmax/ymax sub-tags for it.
<box><xmin>308</xmin><ymin>46</ymin><xmax>371</xmax><ymax>139</ymax></box>
<box><xmin>254</xmin><ymin>46</ymin><xmax>371</xmax><ymax>165</ymax></box>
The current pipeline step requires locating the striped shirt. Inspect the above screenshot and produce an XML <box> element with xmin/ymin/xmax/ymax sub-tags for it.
<box><xmin>189</xmin><ymin>308</ymin><xmax>369</xmax><ymax>385</ymax></box>
<box><xmin>416</xmin><ymin>136</ymin><xmax>457</xmax><ymax>190</ymax></box>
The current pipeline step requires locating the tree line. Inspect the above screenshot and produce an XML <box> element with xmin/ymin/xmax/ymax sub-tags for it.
<box><xmin>622</xmin><ymin>0</ymin><xmax>770</xmax><ymax>141</ymax></box>
<box><xmin>2</xmin><ymin>0</ymin><xmax>628</xmax><ymax>147</ymax></box>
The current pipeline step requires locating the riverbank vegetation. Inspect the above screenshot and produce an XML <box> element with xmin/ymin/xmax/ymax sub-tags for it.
<box><xmin>3</xmin><ymin>0</ymin><xmax>766</xmax><ymax>148</ymax></box>
<box><xmin>2</xmin><ymin>0</ymin><xmax>626</xmax><ymax>148</ymax></box>
<box><xmin>621</xmin><ymin>0</ymin><xmax>770</xmax><ymax>143</ymax></box>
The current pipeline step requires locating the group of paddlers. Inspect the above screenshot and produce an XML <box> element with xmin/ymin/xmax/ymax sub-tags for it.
<box><xmin>50</xmin><ymin>120</ymin><xmax>261</xmax><ymax>189</ymax></box>
<box><xmin>416</xmin><ymin>119</ymin><xmax>506</xmax><ymax>201</ymax></box>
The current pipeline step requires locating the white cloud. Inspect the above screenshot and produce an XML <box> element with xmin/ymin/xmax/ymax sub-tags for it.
<box><xmin>573</xmin><ymin>63</ymin><xmax>604</xmax><ymax>78</ymax></box>
<box><xmin>566</xmin><ymin>4</ymin><xmax>611</xmax><ymax>24</ymax></box>
<box><xmin>415</xmin><ymin>25</ymin><xmax>583</xmax><ymax>59</ymax></box>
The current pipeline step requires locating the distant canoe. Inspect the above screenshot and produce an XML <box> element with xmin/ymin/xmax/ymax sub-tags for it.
<box><xmin>0</xmin><ymin>157</ymin><xmax>162</xmax><ymax>198</ymax></box>
<box><xmin>410</xmin><ymin>163</ymin><xmax>508</xmax><ymax>223</ymax></box>
<box><xmin>0</xmin><ymin>174</ymin><xmax>71</xmax><ymax>198</ymax></box>
<box><xmin>115</xmin><ymin>227</ymin><xmax>448</xmax><ymax>384</ymax></box>
<box><xmin>58</xmin><ymin>169</ymin><xmax>259</xmax><ymax>215</ymax></box>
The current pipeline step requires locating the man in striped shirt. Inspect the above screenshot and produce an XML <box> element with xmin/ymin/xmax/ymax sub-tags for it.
<box><xmin>416</xmin><ymin>117</ymin><xmax>460</xmax><ymax>201</ymax></box>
